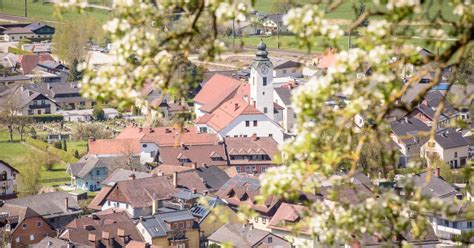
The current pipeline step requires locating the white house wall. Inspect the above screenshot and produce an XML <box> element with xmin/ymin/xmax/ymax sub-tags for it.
<box><xmin>219</xmin><ymin>114</ymin><xmax>284</xmax><ymax>144</ymax></box>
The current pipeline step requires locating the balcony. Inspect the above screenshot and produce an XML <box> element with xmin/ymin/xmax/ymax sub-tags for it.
<box><xmin>29</xmin><ymin>104</ymin><xmax>51</xmax><ymax>109</ymax></box>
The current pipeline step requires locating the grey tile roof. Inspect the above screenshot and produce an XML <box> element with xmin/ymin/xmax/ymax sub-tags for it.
<box><xmin>69</xmin><ymin>155</ymin><xmax>144</xmax><ymax>179</ymax></box>
<box><xmin>7</xmin><ymin>191</ymin><xmax>82</xmax><ymax>218</ymax></box>
<box><xmin>208</xmin><ymin>223</ymin><xmax>270</xmax><ymax>247</ymax></box>
<box><xmin>274</xmin><ymin>87</ymin><xmax>292</xmax><ymax>106</ymax></box>
<box><xmin>390</xmin><ymin>117</ymin><xmax>430</xmax><ymax>137</ymax></box>
<box><xmin>435</xmin><ymin>129</ymin><xmax>469</xmax><ymax>149</ymax></box>
<box><xmin>101</xmin><ymin>168</ymin><xmax>152</xmax><ymax>186</ymax></box>
<box><xmin>139</xmin><ymin>210</ymin><xmax>195</xmax><ymax>238</ymax></box>
<box><xmin>411</xmin><ymin>172</ymin><xmax>458</xmax><ymax>199</ymax></box>
<box><xmin>194</xmin><ymin>166</ymin><xmax>230</xmax><ymax>191</ymax></box>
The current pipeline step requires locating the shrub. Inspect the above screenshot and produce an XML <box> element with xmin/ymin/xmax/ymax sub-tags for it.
<box><xmin>53</xmin><ymin>141</ymin><xmax>62</xmax><ymax>150</ymax></box>
<box><xmin>31</xmin><ymin>114</ymin><xmax>64</xmax><ymax>123</ymax></box>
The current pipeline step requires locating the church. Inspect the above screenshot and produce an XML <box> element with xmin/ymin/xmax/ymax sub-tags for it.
<box><xmin>193</xmin><ymin>41</ymin><xmax>297</xmax><ymax>144</ymax></box>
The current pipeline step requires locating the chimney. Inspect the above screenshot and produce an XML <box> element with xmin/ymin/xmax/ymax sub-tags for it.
<box><xmin>88</xmin><ymin>136</ymin><xmax>96</xmax><ymax>142</ymax></box>
<box><xmin>172</xmin><ymin>172</ymin><xmax>178</xmax><ymax>188</ymax></box>
<box><xmin>180</xmin><ymin>143</ymin><xmax>186</xmax><ymax>150</ymax></box>
<box><xmin>66</xmin><ymin>242</ymin><xmax>74</xmax><ymax>248</ymax></box>
<box><xmin>151</xmin><ymin>193</ymin><xmax>159</xmax><ymax>215</ymax></box>
<box><xmin>165</xmin><ymin>128</ymin><xmax>171</xmax><ymax>133</ymax></box>
<box><xmin>234</xmin><ymin>103</ymin><xmax>239</xmax><ymax>111</ymax></box>
<box><xmin>253</xmin><ymin>100</ymin><xmax>256</xmax><ymax>107</ymax></box>
<box><xmin>139</xmin><ymin>127</ymin><xmax>143</xmax><ymax>132</ymax></box>
<box><xmin>128</xmin><ymin>174</ymin><xmax>136</xmax><ymax>180</ymax></box>
<box><xmin>88</xmin><ymin>233</ymin><xmax>96</xmax><ymax>242</ymax></box>
<box><xmin>64</xmin><ymin>197</ymin><xmax>69</xmax><ymax>211</ymax></box>
<box><xmin>251</xmin><ymin>133</ymin><xmax>258</xmax><ymax>141</ymax></box>
<box><xmin>434</xmin><ymin>167</ymin><xmax>440</xmax><ymax>178</ymax></box>
<box><xmin>192</xmin><ymin>163</ymin><xmax>197</xmax><ymax>169</ymax></box>
<box><xmin>201</xmin><ymin>163</ymin><xmax>207</xmax><ymax>168</ymax></box>
<box><xmin>192</xmin><ymin>188</ymin><xmax>197</xmax><ymax>194</ymax></box>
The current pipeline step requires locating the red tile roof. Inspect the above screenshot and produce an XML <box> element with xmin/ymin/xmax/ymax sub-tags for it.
<box><xmin>17</xmin><ymin>54</ymin><xmax>54</xmax><ymax>74</ymax></box>
<box><xmin>88</xmin><ymin>138</ymin><xmax>141</xmax><ymax>155</ymax></box>
<box><xmin>140</xmin><ymin>127</ymin><xmax>220</xmax><ymax>147</ymax></box>
<box><xmin>158</xmin><ymin>143</ymin><xmax>227</xmax><ymax>167</ymax></box>
<box><xmin>268</xmin><ymin>203</ymin><xmax>309</xmax><ymax>234</ymax></box>
<box><xmin>194</xmin><ymin>74</ymin><xmax>245</xmax><ymax>112</ymax></box>
<box><xmin>215</xmin><ymin>174</ymin><xmax>280</xmax><ymax>215</ymax></box>
<box><xmin>200</xmin><ymin>97</ymin><xmax>262</xmax><ymax>132</ymax></box>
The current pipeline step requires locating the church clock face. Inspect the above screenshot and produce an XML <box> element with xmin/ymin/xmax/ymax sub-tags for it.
<box><xmin>260</xmin><ymin>65</ymin><xmax>269</xmax><ymax>75</ymax></box>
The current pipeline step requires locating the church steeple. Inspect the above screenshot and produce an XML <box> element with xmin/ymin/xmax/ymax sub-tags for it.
<box><xmin>250</xmin><ymin>40</ymin><xmax>274</xmax><ymax>120</ymax></box>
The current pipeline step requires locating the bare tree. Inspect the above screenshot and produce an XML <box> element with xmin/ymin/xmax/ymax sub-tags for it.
<box><xmin>16</xmin><ymin>116</ymin><xmax>32</xmax><ymax>141</ymax></box>
<box><xmin>0</xmin><ymin>87</ymin><xmax>24</xmax><ymax>142</ymax></box>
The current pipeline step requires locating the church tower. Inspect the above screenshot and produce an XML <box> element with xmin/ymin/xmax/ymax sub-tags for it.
<box><xmin>250</xmin><ymin>40</ymin><xmax>274</xmax><ymax>120</ymax></box>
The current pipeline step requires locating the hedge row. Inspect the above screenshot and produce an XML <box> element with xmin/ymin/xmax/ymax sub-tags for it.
<box><xmin>31</xmin><ymin>114</ymin><xmax>64</xmax><ymax>123</ymax></box>
<box><xmin>25</xmin><ymin>137</ymin><xmax>78</xmax><ymax>164</ymax></box>
<box><xmin>7</xmin><ymin>46</ymin><xmax>32</xmax><ymax>55</ymax></box>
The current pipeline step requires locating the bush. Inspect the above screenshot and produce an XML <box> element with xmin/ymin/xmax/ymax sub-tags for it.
<box><xmin>31</xmin><ymin>114</ymin><xmax>64</xmax><ymax>123</ymax></box>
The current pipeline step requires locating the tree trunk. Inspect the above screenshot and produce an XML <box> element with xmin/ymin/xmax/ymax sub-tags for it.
<box><xmin>8</xmin><ymin>125</ymin><xmax>13</xmax><ymax>142</ymax></box>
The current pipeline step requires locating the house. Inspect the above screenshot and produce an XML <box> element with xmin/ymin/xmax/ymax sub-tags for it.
<box><xmin>421</xmin><ymin>129</ymin><xmax>470</xmax><ymax>168</ymax></box>
<box><xmin>400</xmin><ymin>170</ymin><xmax>474</xmax><ymax>242</ymax></box>
<box><xmin>407</xmin><ymin>91</ymin><xmax>458</xmax><ymax>129</ymax></box>
<box><xmin>157</xmin><ymin>142</ymin><xmax>227</xmax><ymax>168</ymax></box>
<box><xmin>0</xmin><ymin>75</ymin><xmax>31</xmax><ymax>86</ymax></box>
<box><xmin>136</xmin><ymin>210</ymin><xmax>200</xmax><ymax>247</ymax></box>
<box><xmin>272</xmin><ymin>58</ymin><xmax>303</xmax><ymax>78</ymax></box>
<box><xmin>224</xmin><ymin>135</ymin><xmax>280</xmax><ymax>174</ymax></box>
<box><xmin>0</xmin><ymin>160</ymin><xmax>19</xmax><ymax>199</ymax></box>
<box><xmin>190</xmin><ymin>196</ymin><xmax>242</xmax><ymax>239</ymax></box>
<box><xmin>67</xmin><ymin>154</ymin><xmax>145</xmax><ymax>191</ymax></box>
<box><xmin>0</xmin><ymin>202</ymin><xmax>56</xmax><ymax>247</ymax></box>
<box><xmin>101</xmin><ymin>168</ymin><xmax>153</xmax><ymax>186</ymax></box>
<box><xmin>99</xmin><ymin>175</ymin><xmax>179</xmax><ymax>218</ymax></box>
<box><xmin>261</xmin><ymin>13</ymin><xmax>288</xmax><ymax>35</ymax></box>
<box><xmin>60</xmin><ymin>209</ymin><xmax>143</xmax><ymax>247</ymax></box>
<box><xmin>0</xmin><ymin>85</ymin><xmax>59</xmax><ymax>115</ymax></box>
<box><xmin>390</xmin><ymin>117</ymin><xmax>431</xmax><ymax>167</ymax></box>
<box><xmin>208</xmin><ymin>223</ymin><xmax>291</xmax><ymax>247</ymax></box>
<box><xmin>29</xmin><ymin>236</ymin><xmax>79</xmax><ymax>248</ymax></box>
<box><xmin>268</xmin><ymin>203</ymin><xmax>316</xmax><ymax>247</ymax></box>
<box><xmin>21</xmin><ymin>42</ymin><xmax>52</xmax><ymax>54</ymax></box>
<box><xmin>274</xmin><ymin>86</ymin><xmax>296</xmax><ymax>133</ymax></box>
<box><xmin>7</xmin><ymin>191</ymin><xmax>83</xmax><ymax>230</ymax></box>
<box><xmin>3</xmin><ymin>23</ymin><xmax>55</xmax><ymax>41</ymax></box>
<box><xmin>215</xmin><ymin>174</ymin><xmax>281</xmax><ymax>231</ymax></box>
<box><xmin>193</xmin><ymin>42</ymin><xmax>288</xmax><ymax>144</ymax></box>
<box><xmin>25</xmin><ymin>82</ymin><xmax>93</xmax><ymax>111</ymax></box>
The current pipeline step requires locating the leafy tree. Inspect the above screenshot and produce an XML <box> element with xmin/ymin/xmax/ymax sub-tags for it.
<box><xmin>68</xmin><ymin>59</ymin><xmax>83</xmax><ymax>81</ymax></box>
<box><xmin>51</xmin><ymin>17</ymin><xmax>100</xmax><ymax>67</ymax></box>
<box><xmin>71</xmin><ymin>123</ymin><xmax>113</xmax><ymax>140</ymax></box>
<box><xmin>92</xmin><ymin>105</ymin><xmax>106</xmax><ymax>121</ymax></box>
<box><xmin>17</xmin><ymin>155</ymin><xmax>42</xmax><ymax>197</ymax></box>
<box><xmin>56</xmin><ymin>0</ymin><xmax>474</xmax><ymax>245</ymax></box>
<box><xmin>62</xmin><ymin>138</ymin><xmax>68</xmax><ymax>152</ymax></box>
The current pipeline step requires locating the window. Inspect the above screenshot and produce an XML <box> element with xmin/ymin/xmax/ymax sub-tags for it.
<box><xmin>37</xmin><ymin>221</ymin><xmax>42</xmax><ymax>227</ymax></box>
<box><xmin>199</xmin><ymin>127</ymin><xmax>207</xmax><ymax>133</ymax></box>
<box><xmin>468</xmin><ymin>221</ymin><xmax>473</xmax><ymax>228</ymax></box>
<box><xmin>262</xmin><ymin>217</ymin><xmax>267</xmax><ymax>224</ymax></box>
<box><xmin>263</xmin><ymin>77</ymin><xmax>267</xmax><ymax>86</ymax></box>
<box><xmin>142</xmin><ymin>144</ymin><xmax>147</xmax><ymax>148</ymax></box>
<box><xmin>282</xmin><ymin>69</ymin><xmax>287</xmax><ymax>74</ymax></box>
<box><xmin>292</xmin><ymin>69</ymin><xmax>296</xmax><ymax>73</ymax></box>
<box><xmin>1</xmin><ymin>171</ymin><xmax>6</xmax><ymax>180</ymax></box>
<box><xmin>22</xmin><ymin>223</ymin><xmax>27</xmax><ymax>229</ymax></box>
<box><xmin>179</xmin><ymin>222</ymin><xmax>184</xmax><ymax>228</ymax></box>
<box><xmin>236</xmin><ymin>166</ymin><xmax>241</xmax><ymax>173</ymax></box>
<box><xmin>268</xmin><ymin>134</ymin><xmax>273</xmax><ymax>137</ymax></box>
<box><xmin>268</xmin><ymin>237</ymin><xmax>273</xmax><ymax>243</ymax></box>
<box><xmin>452</xmin><ymin>221</ymin><xmax>458</xmax><ymax>228</ymax></box>
<box><xmin>96</xmin><ymin>170</ymin><xmax>100</xmax><ymax>176</ymax></box>
<box><xmin>454</xmin><ymin>152</ymin><xmax>458</xmax><ymax>158</ymax></box>
<box><xmin>15</xmin><ymin>237</ymin><xmax>20</xmax><ymax>243</ymax></box>
<box><xmin>245</xmin><ymin>121</ymin><xmax>250</xmax><ymax>127</ymax></box>
<box><xmin>444</xmin><ymin>220</ymin><xmax>449</xmax><ymax>226</ymax></box>
<box><xmin>253</xmin><ymin>120</ymin><xmax>257</xmax><ymax>126</ymax></box>
<box><xmin>262</xmin><ymin>91</ymin><xmax>265</xmax><ymax>95</ymax></box>
<box><xmin>30</xmin><ymin>235</ymin><xmax>34</xmax><ymax>241</ymax></box>
<box><xmin>254</xmin><ymin>216</ymin><xmax>258</xmax><ymax>222</ymax></box>
<box><xmin>264</xmin><ymin>107</ymin><xmax>267</xmax><ymax>113</ymax></box>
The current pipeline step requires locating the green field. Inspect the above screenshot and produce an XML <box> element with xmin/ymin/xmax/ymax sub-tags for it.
<box><xmin>0</xmin><ymin>0</ymin><xmax>110</xmax><ymax>24</ymax></box>
<box><xmin>0</xmin><ymin>130</ymin><xmax>70</xmax><ymax>188</ymax></box>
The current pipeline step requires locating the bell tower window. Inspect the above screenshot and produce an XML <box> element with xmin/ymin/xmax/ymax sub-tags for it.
<box><xmin>263</xmin><ymin>77</ymin><xmax>267</xmax><ymax>86</ymax></box>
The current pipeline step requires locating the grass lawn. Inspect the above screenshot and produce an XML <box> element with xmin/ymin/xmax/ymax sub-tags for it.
<box><xmin>0</xmin><ymin>0</ymin><xmax>110</xmax><ymax>24</ymax></box>
<box><xmin>68</xmin><ymin>140</ymin><xmax>88</xmax><ymax>157</ymax></box>
<box><xmin>227</xmin><ymin>35</ymin><xmax>350</xmax><ymax>52</ymax></box>
<box><xmin>0</xmin><ymin>130</ymin><xmax>70</xmax><ymax>188</ymax></box>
